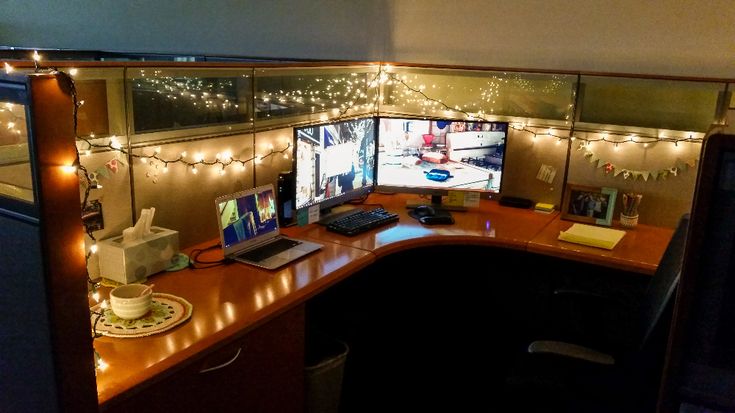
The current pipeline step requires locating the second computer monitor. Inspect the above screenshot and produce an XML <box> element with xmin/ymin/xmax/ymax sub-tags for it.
<box><xmin>376</xmin><ymin>117</ymin><xmax>508</xmax><ymax>194</ymax></box>
<box><xmin>293</xmin><ymin>116</ymin><xmax>377</xmax><ymax>212</ymax></box>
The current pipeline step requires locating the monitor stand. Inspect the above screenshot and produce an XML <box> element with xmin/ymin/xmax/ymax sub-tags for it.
<box><xmin>405</xmin><ymin>194</ymin><xmax>467</xmax><ymax>212</ymax></box>
<box><xmin>315</xmin><ymin>205</ymin><xmax>361</xmax><ymax>226</ymax></box>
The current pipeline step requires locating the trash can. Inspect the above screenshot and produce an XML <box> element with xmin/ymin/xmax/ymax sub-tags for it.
<box><xmin>305</xmin><ymin>336</ymin><xmax>349</xmax><ymax>413</ymax></box>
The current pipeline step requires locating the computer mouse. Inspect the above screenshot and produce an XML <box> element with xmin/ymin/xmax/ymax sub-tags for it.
<box><xmin>414</xmin><ymin>205</ymin><xmax>436</xmax><ymax>217</ymax></box>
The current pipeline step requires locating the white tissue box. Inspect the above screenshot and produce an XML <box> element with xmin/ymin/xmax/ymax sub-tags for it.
<box><xmin>98</xmin><ymin>226</ymin><xmax>179</xmax><ymax>284</ymax></box>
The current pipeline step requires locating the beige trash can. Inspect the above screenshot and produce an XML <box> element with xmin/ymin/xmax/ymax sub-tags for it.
<box><xmin>305</xmin><ymin>337</ymin><xmax>349</xmax><ymax>413</ymax></box>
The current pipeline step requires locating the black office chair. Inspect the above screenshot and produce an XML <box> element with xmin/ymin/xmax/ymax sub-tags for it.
<box><xmin>504</xmin><ymin>214</ymin><xmax>690</xmax><ymax>412</ymax></box>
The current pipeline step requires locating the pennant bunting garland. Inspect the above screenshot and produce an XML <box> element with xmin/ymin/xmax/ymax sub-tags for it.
<box><xmin>580</xmin><ymin>146</ymin><xmax>698</xmax><ymax>182</ymax></box>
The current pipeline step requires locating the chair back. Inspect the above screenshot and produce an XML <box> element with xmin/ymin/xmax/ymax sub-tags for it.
<box><xmin>638</xmin><ymin>213</ymin><xmax>690</xmax><ymax>349</ymax></box>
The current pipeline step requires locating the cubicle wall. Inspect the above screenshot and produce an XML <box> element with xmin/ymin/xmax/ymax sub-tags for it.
<box><xmin>0</xmin><ymin>72</ymin><xmax>99</xmax><ymax>412</ymax></box>
<box><xmin>12</xmin><ymin>62</ymin><xmax>727</xmax><ymax>263</ymax></box>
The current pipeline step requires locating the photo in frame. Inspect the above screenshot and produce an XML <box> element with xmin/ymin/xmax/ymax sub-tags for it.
<box><xmin>561</xmin><ymin>184</ymin><xmax>618</xmax><ymax>226</ymax></box>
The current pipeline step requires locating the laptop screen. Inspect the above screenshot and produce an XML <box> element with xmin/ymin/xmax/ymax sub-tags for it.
<box><xmin>217</xmin><ymin>185</ymin><xmax>279</xmax><ymax>250</ymax></box>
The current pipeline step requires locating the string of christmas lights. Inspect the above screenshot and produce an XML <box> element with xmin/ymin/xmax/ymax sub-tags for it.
<box><xmin>1</xmin><ymin>51</ymin><xmax>111</xmax><ymax>371</ymax></box>
<box><xmin>3</xmin><ymin>52</ymin><xmax>296</xmax><ymax>372</ymax></box>
<box><xmin>2</xmin><ymin>53</ymin><xmax>714</xmax><ymax>371</ymax></box>
<box><xmin>373</xmin><ymin>69</ymin><xmax>703</xmax><ymax>146</ymax></box>
<box><xmin>77</xmin><ymin>135</ymin><xmax>291</xmax><ymax>176</ymax></box>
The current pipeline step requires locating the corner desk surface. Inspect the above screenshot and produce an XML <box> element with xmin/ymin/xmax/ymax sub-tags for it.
<box><xmin>95</xmin><ymin>193</ymin><xmax>673</xmax><ymax>407</ymax></box>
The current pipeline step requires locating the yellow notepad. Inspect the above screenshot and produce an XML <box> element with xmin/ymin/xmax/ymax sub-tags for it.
<box><xmin>535</xmin><ymin>202</ymin><xmax>555</xmax><ymax>211</ymax></box>
<box><xmin>558</xmin><ymin>223</ymin><xmax>626</xmax><ymax>250</ymax></box>
<box><xmin>535</xmin><ymin>202</ymin><xmax>555</xmax><ymax>214</ymax></box>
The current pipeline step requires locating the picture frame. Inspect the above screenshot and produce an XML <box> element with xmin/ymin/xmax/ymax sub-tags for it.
<box><xmin>561</xmin><ymin>184</ymin><xmax>617</xmax><ymax>226</ymax></box>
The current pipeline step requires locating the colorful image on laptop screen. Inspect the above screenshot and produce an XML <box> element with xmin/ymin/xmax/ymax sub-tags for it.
<box><xmin>218</xmin><ymin>188</ymin><xmax>278</xmax><ymax>248</ymax></box>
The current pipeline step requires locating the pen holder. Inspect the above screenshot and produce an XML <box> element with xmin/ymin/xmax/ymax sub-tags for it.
<box><xmin>620</xmin><ymin>213</ymin><xmax>639</xmax><ymax>228</ymax></box>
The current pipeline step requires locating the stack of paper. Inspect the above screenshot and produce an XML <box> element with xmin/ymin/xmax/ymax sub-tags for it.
<box><xmin>558</xmin><ymin>223</ymin><xmax>626</xmax><ymax>250</ymax></box>
<box><xmin>535</xmin><ymin>202</ymin><xmax>555</xmax><ymax>214</ymax></box>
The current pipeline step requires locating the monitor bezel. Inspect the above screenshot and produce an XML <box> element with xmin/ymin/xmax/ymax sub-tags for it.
<box><xmin>292</xmin><ymin>115</ymin><xmax>378</xmax><ymax>215</ymax></box>
<box><xmin>375</xmin><ymin>116</ymin><xmax>509</xmax><ymax>198</ymax></box>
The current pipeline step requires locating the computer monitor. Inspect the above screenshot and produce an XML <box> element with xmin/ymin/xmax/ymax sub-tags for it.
<box><xmin>293</xmin><ymin>116</ymin><xmax>377</xmax><ymax>215</ymax></box>
<box><xmin>376</xmin><ymin>117</ymin><xmax>508</xmax><ymax>207</ymax></box>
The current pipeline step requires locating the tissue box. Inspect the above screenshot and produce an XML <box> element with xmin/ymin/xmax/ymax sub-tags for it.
<box><xmin>98</xmin><ymin>226</ymin><xmax>179</xmax><ymax>284</ymax></box>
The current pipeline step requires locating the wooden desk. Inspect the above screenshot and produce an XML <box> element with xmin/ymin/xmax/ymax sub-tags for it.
<box><xmin>96</xmin><ymin>193</ymin><xmax>674</xmax><ymax>410</ymax></box>
<box><xmin>288</xmin><ymin>193</ymin><xmax>560</xmax><ymax>257</ymax></box>
<box><xmin>528</xmin><ymin>216</ymin><xmax>674</xmax><ymax>275</ymax></box>
<box><xmin>97</xmin><ymin>241</ymin><xmax>373</xmax><ymax>409</ymax></box>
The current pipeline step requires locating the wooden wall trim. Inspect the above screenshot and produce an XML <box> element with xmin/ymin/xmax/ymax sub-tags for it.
<box><xmin>29</xmin><ymin>73</ymin><xmax>99</xmax><ymax>412</ymax></box>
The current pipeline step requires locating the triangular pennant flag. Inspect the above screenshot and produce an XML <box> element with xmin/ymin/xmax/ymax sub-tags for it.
<box><xmin>589</xmin><ymin>155</ymin><xmax>599</xmax><ymax>164</ymax></box>
<box><xmin>614</xmin><ymin>168</ymin><xmax>624</xmax><ymax>177</ymax></box>
<box><xmin>642</xmin><ymin>171</ymin><xmax>650</xmax><ymax>181</ymax></box>
<box><xmin>105</xmin><ymin>159</ymin><xmax>119</xmax><ymax>173</ymax></box>
<box><xmin>584</xmin><ymin>150</ymin><xmax>593</xmax><ymax>158</ymax></box>
<box><xmin>651</xmin><ymin>170</ymin><xmax>660</xmax><ymax>180</ymax></box>
<box><xmin>632</xmin><ymin>171</ymin><xmax>642</xmax><ymax>181</ymax></box>
<box><xmin>597</xmin><ymin>159</ymin><xmax>605</xmax><ymax>168</ymax></box>
<box><xmin>661</xmin><ymin>170</ymin><xmax>669</xmax><ymax>179</ymax></box>
<box><xmin>96</xmin><ymin>166</ymin><xmax>110</xmax><ymax>179</ymax></box>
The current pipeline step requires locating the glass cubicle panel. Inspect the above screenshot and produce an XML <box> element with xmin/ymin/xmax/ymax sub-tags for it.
<box><xmin>68</xmin><ymin>67</ymin><xmax>129</xmax><ymax>152</ymax></box>
<box><xmin>253</xmin><ymin>65</ymin><xmax>380</xmax><ymax>129</ymax></box>
<box><xmin>126</xmin><ymin>67</ymin><xmax>254</xmax><ymax>143</ymax></box>
<box><xmin>380</xmin><ymin>66</ymin><xmax>577</xmax><ymax>128</ymax></box>
<box><xmin>576</xmin><ymin>75</ymin><xmax>727</xmax><ymax>135</ymax></box>
<box><xmin>0</xmin><ymin>76</ymin><xmax>33</xmax><ymax>206</ymax></box>
<box><xmin>565</xmin><ymin>75</ymin><xmax>723</xmax><ymax>228</ymax></box>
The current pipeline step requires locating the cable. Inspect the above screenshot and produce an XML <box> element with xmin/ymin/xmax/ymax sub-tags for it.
<box><xmin>346</xmin><ymin>194</ymin><xmax>370</xmax><ymax>204</ymax></box>
<box><xmin>188</xmin><ymin>242</ymin><xmax>230</xmax><ymax>269</ymax></box>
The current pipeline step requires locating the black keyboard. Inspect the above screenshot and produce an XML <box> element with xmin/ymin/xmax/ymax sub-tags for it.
<box><xmin>236</xmin><ymin>237</ymin><xmax>301</xmax><ymax>262</ymax></box>
<box><xmin>326</xmin><ymin>208</ymin><xmax>399</xmax><ymax>236</ymax></box>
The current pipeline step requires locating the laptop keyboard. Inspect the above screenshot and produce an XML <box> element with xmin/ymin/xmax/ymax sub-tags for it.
<box><xmin>236</xmin><ymin>237</ymin><xmax>301</xmax><ymax>262</ymax></box>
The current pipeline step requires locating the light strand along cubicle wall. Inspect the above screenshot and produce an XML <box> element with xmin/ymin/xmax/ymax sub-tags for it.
<box><xmin>2</xmin><ymin>61</ymin><xmax>730</xmax><ymax>255</ymax></box>
<box><xmin>0</xmin><ymin>72</ymin><xmax>98</xmax><ymax>413</ymax></box>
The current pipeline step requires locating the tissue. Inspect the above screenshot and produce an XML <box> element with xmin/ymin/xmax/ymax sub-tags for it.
<box><xmin>123</xmin><ymin>207</ymin><xmax>156</xmax><ymax>243</ymax></box>
<box><xmin>98</xmin><ymin>207</ymin><xmax>179</xmax><ymax>284</ymax></box>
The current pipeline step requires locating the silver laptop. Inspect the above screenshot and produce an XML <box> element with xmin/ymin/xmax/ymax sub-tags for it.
<box><xmin>215</xmin><ymin>184</ymin><xmax>322</xmax><ymax>270</ymax></box>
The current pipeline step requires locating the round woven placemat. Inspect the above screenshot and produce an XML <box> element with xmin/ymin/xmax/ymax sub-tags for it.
<box><xmin>91</xmin><ymin>293</ymin><xmax>192</xmax><ymax>338</ymax></box>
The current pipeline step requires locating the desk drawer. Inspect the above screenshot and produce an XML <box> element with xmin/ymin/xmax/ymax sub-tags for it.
<box><xmin>104</xmin><ymin>305</ymin><xmax>305</xmax><ymax>413</ymax></box>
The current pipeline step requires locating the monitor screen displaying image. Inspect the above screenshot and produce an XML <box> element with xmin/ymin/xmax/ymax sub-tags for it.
<box><xmin>293</xmin><ymin>116</ymin><xmax>376</xmax><ymax>211</ymax></box>
<box><xmin>376</xmin><ymin>117</ymin><xmax>508</xmax><ymax>194</ymax></box>
<box><xmin>217</xmin><ymin>187</ymin><xmax>278</xmax><ymax>249</ymax></box>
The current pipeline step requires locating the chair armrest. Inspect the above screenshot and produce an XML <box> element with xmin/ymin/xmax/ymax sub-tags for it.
<box><xmin>528</xmin><ymin>340</ymin><xmax>615</xmax><ymax>366</ymax></box>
